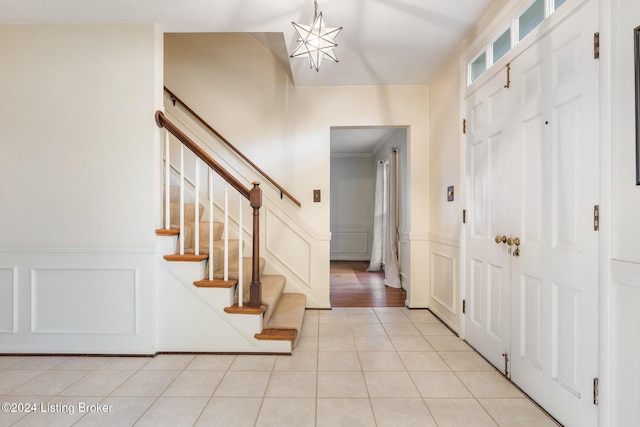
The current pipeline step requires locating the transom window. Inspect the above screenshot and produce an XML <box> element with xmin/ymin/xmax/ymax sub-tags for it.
<box><xmin>467</xmin><ymin>0</ymin><xmax>567</xmax><ymax>85</ymax></box>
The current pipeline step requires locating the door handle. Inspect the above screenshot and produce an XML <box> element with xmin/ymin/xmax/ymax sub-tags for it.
<box><xmin>506</xmin><ymin>237</ymin><xmax>520</xmax><ymax>246</ymax></box>
<box><xmin>495</xmin><ymin>235</ymin><xmax>507</xmax><ymax>244</ymax></box>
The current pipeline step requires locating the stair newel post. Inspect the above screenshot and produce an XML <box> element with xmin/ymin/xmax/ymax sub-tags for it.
<box><xmin>249</xmin><ymin>182</ymin><xmax>262</xmax><ymax>308</ymax></box>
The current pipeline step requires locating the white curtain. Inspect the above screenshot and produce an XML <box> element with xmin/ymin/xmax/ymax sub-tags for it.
<box><xmin>367</xmin><ymin>150</ymin><xmax>402</xmax><ymax>289</ymax></box>
<box><xmin>367</xmin><ymin>161</ymin><xmax>384</xmax><ymax>272</ymax></box>
<box><xmin>384</xmin><ymin>150</ymin><xmax>401</xmax><ymax>288</ymax></box>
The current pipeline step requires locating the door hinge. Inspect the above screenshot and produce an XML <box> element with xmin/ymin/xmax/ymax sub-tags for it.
<box><xmin>462</xmin><ymin>118</ymin><xmax>467</xmax><ymax>134</ymax></box>
<box><xmin>462</xmin><ymin>299</ymin><xmax>466</xmax><ymax>314</ymax></box>
<box><xmin>593</xmin><ymin>377</ymin><xmax>599</xmax><ymax>405</ymax></box>
<box><xmin>594</xmin><ymin>32</ymin><xmax>600</xmax><ymax>59</ymax></box>
<box><xmin>462</xmin><ymin>209</ymin><xmax>467</xmax><ymax>224</ymax></box>
<box><xmin>594</xmin><ymin>205</ymin><xmax>600</xmax><ymax>231</ymax></box>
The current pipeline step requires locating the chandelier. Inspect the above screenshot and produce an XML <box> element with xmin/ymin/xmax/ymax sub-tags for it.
<box><xmin>290</xmin><ymin>0</ymin><xmax>342</xmax><ymax>71</ymax></box>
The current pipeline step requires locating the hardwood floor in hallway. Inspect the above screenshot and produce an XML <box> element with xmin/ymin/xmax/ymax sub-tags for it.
<box><xmin>330</xmin><ymin>261</ymin><xmax>407</xmax><ymax>307</ymax></box>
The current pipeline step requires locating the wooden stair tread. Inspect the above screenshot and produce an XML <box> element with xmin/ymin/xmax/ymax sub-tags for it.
<box><xmin>224</xmin><ymin>304</ymin><xmax>267</xmax><ymax>315</ymax></box>
<box><xmin>255</xmin><ymin>328</ymin><xmax>297</xmax><ymax>341</ymax></box>
<box><xmin>164</xmin><ymin>254</ymin><xmax>208</xmax><ymax>262</ymax></box>
<box><xmin>156</xmin><ymin>228</ymin><xmax>180</xmax><ymax>236</ymax></box>
<box><xmin>194</xmin><ymin>279</ymin><xmax>236</xmax><ymax>288</ymax></box>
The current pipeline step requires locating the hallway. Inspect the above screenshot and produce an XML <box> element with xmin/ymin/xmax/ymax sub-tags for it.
<box><xmin>330</xmin><ymin>261</ymin><xmax>407</xmax><ymax>307</ymax></box>
<box><xmin>0</xmin><ymin>307</ymin><xmax>559</xmax><ymax>426</ymax></box>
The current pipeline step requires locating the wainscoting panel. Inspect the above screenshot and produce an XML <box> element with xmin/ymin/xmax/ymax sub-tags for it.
<box><xmin>429</xmin><ymin>238</ymin><xmax>459</xmax><ymax>332</ymax></box>
<box><xmin>330</xmin><ymin>225</ymin><xmax>371</xmax><ymax>261</ymax></box>
<box><xmin>0</xmin><ymin>267</ymin><xmax>17</xmax><ymax>333</ymax></box>
<box><xmin>265</xmin><ymin>208</ymin><xmax>311</xmax><ymax>286</ymax></box>
<box><xmin>611</xmin><ymin>260</ymin><xmax>640</xmax><ymax>427</ymax></box>
<box><xmin>31</xmin><ymin>267</ymin><xmax>137</xmax><ymax>335</ymax></box>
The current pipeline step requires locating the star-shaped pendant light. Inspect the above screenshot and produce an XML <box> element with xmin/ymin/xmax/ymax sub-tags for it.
<box><xmin>290</xmin><ymin>0</ymin><xmax>342</xmax><ymax>71</ymax></box>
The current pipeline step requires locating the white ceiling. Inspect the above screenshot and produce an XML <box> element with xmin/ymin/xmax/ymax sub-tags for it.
<box><xmin>0</xmin><ymin>0</ymin><xmax>495</xmax><ymax>86</ymax></box>
<box><xmin>330</xmin><ymin>127</ymin><xmax>402</xmax><ymax>155</ymax></box>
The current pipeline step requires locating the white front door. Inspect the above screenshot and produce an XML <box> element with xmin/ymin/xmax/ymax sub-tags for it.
<box><xmin>464</xmin><ymin>68</ymin><xmax>514</xmax><ymax>374</ymax></box>
<box><xmin>463</xmin><ymin>1</ymin><xmax>600</xmax><ymax>425</ymax></box>
<box><xmin>509</xmin><ymin>2</ymin><xmax>600</xmax><ymax>426</ymax></box>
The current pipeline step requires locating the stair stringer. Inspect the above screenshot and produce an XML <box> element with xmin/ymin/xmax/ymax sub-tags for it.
<box><xmin>156</xmin><ymin>235</ymin><xmax>292</xmax><ymax>353</ymax></box>
<box><xmin>164</xmin><ymin>100</ymin><xmax>332</xmax><ymax>308</ymax></box>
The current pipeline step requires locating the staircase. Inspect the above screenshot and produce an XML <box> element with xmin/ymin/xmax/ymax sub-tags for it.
<box><xmin>155</xmin><ymin>109</ymin><xmax>307</xmax><ymax>354</ymax></box>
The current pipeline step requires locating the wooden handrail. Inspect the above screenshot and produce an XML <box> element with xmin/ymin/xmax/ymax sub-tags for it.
<box><xmin>163</xmin><ymin>86</ymin><xmax>302</xmax><ymax>207</ymax></box>
<box><xmin>156</xmin><ymin>109</ymin><xmax>263</xmax><ymax>308</ymax></box>
<box><xmin>155</xmin><ymin>111</ymin><xmax>250</xmax><ymax>200</ymax></box>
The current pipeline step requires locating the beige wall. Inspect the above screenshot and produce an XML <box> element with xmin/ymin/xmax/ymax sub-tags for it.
<box><xmin>165</xmin><ymin>33</ymin><xmax>432</xmax><ymax>306</ymax></box>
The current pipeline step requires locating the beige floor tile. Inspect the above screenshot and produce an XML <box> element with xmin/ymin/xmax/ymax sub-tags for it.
<box><xmin>111</xmin><ymin>370</ymin><xmax>180</xmax><ymax>397</ymax></box>
<box><xmin>316</xmin><ymin>398</ymin><xmax>376</xmax><ymax>427</ymax></box>
<box><xmin>59</xmin><ymin>370</ymin><xmax>135</xmax><ymax>396</ymax></box>
<box><xmin>354</xmin><ymin>335</ymin><xmax>395</xmax><ymax>351</ymax></box>
<box><xmin>194</xmin><ymin>397</ymin><xmax>262</xmax><ymax>427</ymax></box>
<box><xmin>265</xmin><ymin>371</ymin><xmax>317</xmax><ymax>397</ymax></box>
<box><xmin>295</xmin><ymin>335</ymin><xmax>319</xmax><ymax>352</ymax></box>
<box><xmin>74</xmin><ymin>396</ymin><xmax>155</xmax><ymax>427</ymax></box>
<box><xmin>425</xmin><ymin>398</ymin><xmax>499</xmax><ymax>427</ymax></box>
<box><xmin>439</xmin><ymin>351</ymin><xmax>495</xmax><ymax>371</ymax></box>
<box><xmin>358</xmin><ymin>351</ymin><xmax>406</xmax><ymax>371</ymax></box>
<box><xmin>141</xmin><ymin>355</ymin><xmax>194</xmax><ymax>371</ymax></box>
<box><xmin>98</xmin><ymin>357</ymin><xmax>151</xmax><ymax>371</ymax></box>
<box><xmin>53</xmin><ymin>357</ymin><xmax>111</xmax><ymax>370</ymax></box>
<box><xmin>317</xmin><ymin>312</ymin><xmax>349</xmax><ymax>324</ymax></box>
<box><xmin>383</xmin><ymin>323</ymin><xmax>421</xmax><ymax>336</ymax></box>
<box><xmin>229</xmin><ymin>355</ymin><xmax>276</xmax><ymax>371</ymax></box>
<box><xmin>377</xmin><ymin>313</ymin><xmax>412</xmax><ymax>324</ymax></box>
<box><xmin>134</xmin><ymin>397</ymin><xmax>208</xmax><ymax>427</ymax></box>
<box><xmin>317</xmin><ymin>351</ymin><xmax>361</xmax><ymax>371</ymax></box>
<box><xmin>416</xmin><ymin>322</ymin><xmax>455</xmax><ymax>336</ymax></box>
<box><xmin>317</xmin><ymin>371</ymin><xmax>368</xmax><ymax>397</ymax></box>
<box><xmin>404</xmin><ymin>309</ymin><xmax>440</xmax><ymax>323</ymax></box>
<box><xmin>350</xmin><ymin>323</ymin><xmax>387</xmax><ymax>336</ymax></box>
<box><xmin>256</xmin><ymin>397</ymin><xmax>315</xmax><ymax>427</ymax></box>
<box><xmin>274</xmin><ymin>351</ymin><xmax>318</xmax><ymax>371</ymax></box>
<box><xmin>8</xmin><ymin>370</ymin><xmax>89</xmax><ymax>396</ymax></box>
<box><xmin>348</xmin><ymin>314</ymin><xmax>381</xmax><ymax>324</ymax></box>
<box><xmin>0</xmin><ymin>370</ymin><xmax>46</xmax><ymax>394</ymax></box>
<box><xmin>398</xmin><ymin>351</ymin><xmax>450</xmax><ymax>371</ymax></box>
<box><xmin>389</xmin><ymin>335</ymin><xmax>435</xmax><ymax>352</ymax></box>
<box><xmin>411</xmin><ymin>371</ymin><xmax>473</xmax><ymax>398</ymax></box>
<box><xmin>319</xmin><ymin>322</ymin><xmax>353</xmax><ymax>337</ymax></box>
<box><xmin>426</xmin><ymin>335</ymin><xmax>474</xmax><ymax>351</ymax></box>
<box><xmin>162</xmin><ymin>370</ymin><xmax>225</xmax><ymax>397</ymax></box>
<box><xmin>185</xmin><ymin>355</ymin><xmax>235</xmax><ymax>371</ymax></box>
<box><xmin>457</xmin><ymin>371</ymin><xmax>524</xmax><ymax>398</ymax></box>
<box><xmin>300</xmin><ymin>321</ymin><xmax>319</xmax><ymax>337</ymax></box>
<box><xmin>318</xmin><ymin>336</ymin><xmax>357</xmax><ymax>352</ymax></box>
<box><xmin>479</xmin><ymin>398</ymin><xmax>560</xmax><ymax>427</ymax></box>
<box><xmin>371</xmin><ymin>398</ymin><xmax>437</xmax><ymax>427</ymax></box>
<box><xmin>346</xmin><ymin>307</ymin><xmax>375</xmax><ymax>314</ymax></box>
<box><xmin>363</xmin><ymin>371</ymin><xmax>420</xmax><ymax>397</ymax></box>
<box><xmin>8</xmin><ymin>357</ymin><xmax>68</xmax><ymax>370</ymax></box>
<box><xmin>213</xmin><ymin>371</ymin><xmax>270</xmax><ymax>397</ymax></box>
<box><xmin>0</xmin><ymin>356</ymin><xmax>26</xmax><ymax>369</ymax></box>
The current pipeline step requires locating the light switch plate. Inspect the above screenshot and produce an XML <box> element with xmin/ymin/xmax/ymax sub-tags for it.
<box><xmin>314</xmin><ymin>189</ymin><xmax>321</xmax><ymax>202</ymax></box>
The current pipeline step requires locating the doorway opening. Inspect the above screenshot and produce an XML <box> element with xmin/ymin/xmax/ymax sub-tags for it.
<box><xmin>329</xmin><ymin>126</ymin><xmax>408</xmax><ymax>307</ymax></box>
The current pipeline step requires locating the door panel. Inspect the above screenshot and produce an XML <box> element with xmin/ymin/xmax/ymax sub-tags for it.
<box><xmin>464</xmin><ymin>2</ymin><xmax>599</xmax><ymax>426</ymax></box>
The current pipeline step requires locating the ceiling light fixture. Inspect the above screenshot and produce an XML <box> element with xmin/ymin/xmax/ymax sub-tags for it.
<box><xmin>290</xmin><ymin>0</ymin><xmax>342</xmax><ymax>72</ymax></box>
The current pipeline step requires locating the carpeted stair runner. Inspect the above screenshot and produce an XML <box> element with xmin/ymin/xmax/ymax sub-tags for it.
<box><xmin>161</xmin><ymin>186</ymin><xmax>306</xmax><ymax>349</ymax></box>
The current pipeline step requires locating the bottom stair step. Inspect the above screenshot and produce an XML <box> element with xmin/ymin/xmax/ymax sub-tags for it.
<box><xmin>257</xmin><ymin>293</ymin><xmax>306</xmax><ymax>349</ymax></box>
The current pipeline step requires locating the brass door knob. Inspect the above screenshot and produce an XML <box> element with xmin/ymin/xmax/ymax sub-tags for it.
<box><xmin>495</xmin><ymin>235</ymin><xmax>507</xmax><ymax>244</ymax></box>
<box><xmin>506</xmin><ymin>237</ymin><xmax>521</xmax><ymax>246</ymax></box>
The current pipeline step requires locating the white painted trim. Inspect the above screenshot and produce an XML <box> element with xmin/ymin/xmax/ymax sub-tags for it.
<box><xmin>0</xmin><ymin>267</ymin><xmax>18</xmax><ymax>334</ymax></box>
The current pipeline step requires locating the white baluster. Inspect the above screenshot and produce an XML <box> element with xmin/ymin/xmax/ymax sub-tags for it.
<box><xmin>238</xmin><ymin>193</ymin><xmax>243</xmax><ymax>307</ymax></box>
<box><xmin>208</xmin><ymin>170</ymin><xmax>214</xmax><ymax>281</ymax></box>
<box><xmin>179</xmin><ymin>145</ymin><xmax>185</xmax><ymax>255</ymax></box>
<box><xmin>194</xmin><ymin>158</ymin><xmax>200</xmax><ymax>255</ymax></box>
<box><xmin>164</xmin><ymin>129</ymin><xmax>170</xmax><ymax>230</ymax></box>
<box><xmin>224</xmin><ymin>184</ymin><xmax>229</xmax><ymax>281</ymax></box>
